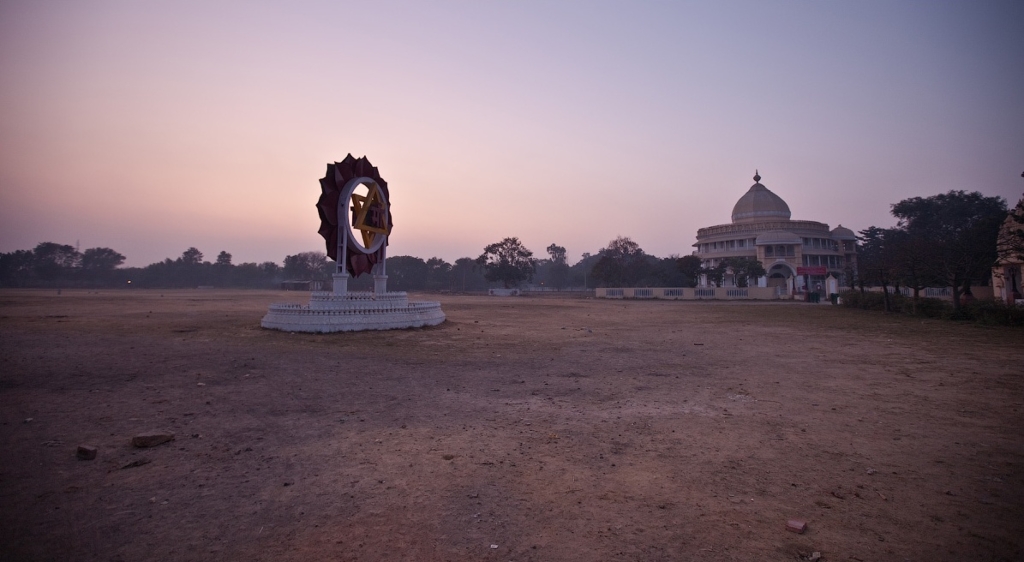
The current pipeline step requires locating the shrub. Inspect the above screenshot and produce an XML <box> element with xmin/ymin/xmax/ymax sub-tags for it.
<box><xmin>840</xmin><ymin>290</ymin><xmax>902</xmax><ymax>312</ymax></box>
<box><xmin>841</xmin><ymin>290</ymin><xmax>1023</xmax><ymax>326</ymax></box>
<box><xmin>956</xmin><ymin>300</ymin><xmax>1024</xmax><ymax>327</ymax></box>
<box><xmin>911</xmin><ymin>297</ymin><xmax>948</xmax><ymax>319</ymax></box>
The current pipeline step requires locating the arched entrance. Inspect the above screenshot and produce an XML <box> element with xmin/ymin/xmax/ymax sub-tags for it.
<box><xmin>766</xmin><ymin>262</ymin><xmax>795</xmax><ymax>290</ymax></box>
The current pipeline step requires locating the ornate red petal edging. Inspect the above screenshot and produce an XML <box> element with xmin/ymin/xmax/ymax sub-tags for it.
<box><xmin>315</xmin><ymin>154</ymin><xmax>393</xmax><ymax>277</ymax></box>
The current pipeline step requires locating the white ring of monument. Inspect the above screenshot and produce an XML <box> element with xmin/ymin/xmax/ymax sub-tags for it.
<box><xmin>260</xmin><ymin>167</ymin><xmax>445</xmax><ymax>333</ymax></box>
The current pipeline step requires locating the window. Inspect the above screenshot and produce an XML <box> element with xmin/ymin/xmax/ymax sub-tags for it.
<box><xmin>765</xmin><ymin>246</ymin><xmax>774</xmax><ymax>257</ymax></box>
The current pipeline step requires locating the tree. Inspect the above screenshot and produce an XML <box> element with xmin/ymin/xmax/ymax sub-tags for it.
<box><xmin>676</xmin><ymin>255</ymin><xmax>702</xmax><ymax>288</ymax></box>
<box><xmin>33</xmin><ymin>242</ymin><xmax>80</xmax><ymax>281</ymax></box>
<box><xmin>589</xmin><ymin>255</ymin><xmax>621</xmax><ymax>287</ymax></box>
<box><xmin>0</xmin><ymin>250</ymin><xmax>35</xmax><ymax>286</ymax></box>
<box><xmin>216</xmin><ymin>251</ymin><xmax>233</xmax><ymax>266</ymax></box>
<box><xmin>179</xmin><ymin>247</ymin><xmax>204</xmax><ymax>266</ymax></box>
<box><xmin>891</xmin><ymin>190</ymin><xmax>1007</xmax><ymax>314</ymax></box>
<box><xmin>81</xmin><ymin>247</ymin><xmax>125</xmax><ymax>271</ymax></box>
<box><xmin>450</xmin><ymin>257</ymin><xmax>488</xmax><ymax>292</ymax></box>
<box><xmin>888</xmin><ymin>228</ymin><xmax>941</xmax><ymax>314</ymax></box>
<box><xmin>589</xmin><ymin>236</ymin><xmax>649</xmax><ymax>287</ymax></box>
<box><xmin>858</xmin><ymin>226</ymin><xmax>900</xmax><ymax>312</ymax></box>
<box><xmin>722</xmin><ymin>257</ymin><xmax>766</xmax><ymax>288</ymax></box>
<box><xmin>476</xmin><ymin>237</ymin><xmax>536</xmax><ymax>288</ymax></box>
<box><xmin>283</xmin><ymin>251</ymin><xmax>328</xmax><ymax>280</ymax></box>
<box><xmin>384</xmin><ymin>256</ymin><xmax>428</xmax><ymax>291</ymax></box>
<box><xmin>569</xmin><ymin>252</ymin><xmax>599</xmax><ymax>289</ymax></box>
<box><xmin>424</xmin><ymin>257</ymin><xmax>452</xmax><ymax>291</ymax></box>
<box><xmin>701</xmin><ymin>261</ymin><xmax>728</xmax><ymax>288</ymax></box>
<box><xmin>843</xmin><ymin>264</ymin><xmax>858</xmax><ymax>290</ymax></box>
<box><xmin>646</xmin><ymin>256</ymin><xmax>685</xmax><ymax>287</ymax></box>
<box><xmin>545</xmin><ymin>243</ymin><xmax>570</xmax><ymax>289</ymax></box>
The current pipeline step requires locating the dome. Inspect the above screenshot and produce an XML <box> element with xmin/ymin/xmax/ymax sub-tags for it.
<box><xmin>830</xmin><ymin>224</ymin><xmax>857</xmax><ymax>240</ymax></box>
<box><xmin>755</xmin><ymin>231</ymin><xmax>802</xmax><ymax>245</ymax></box>
<box><xmin>731</xmin><ymin>171</ymin><xmax>791</xmax><ymax>223</ymax></box>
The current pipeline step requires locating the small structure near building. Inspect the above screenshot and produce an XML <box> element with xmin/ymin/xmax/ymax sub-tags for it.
<box><xmin>261</xmin><ymin>155</ymin><xmax>445</xmax><ymax>332</ymax></box>
<box><xmin>280</xmin><ymin>280</ymin><xmax>326</xmax><ymax>291</ymax></box>
<box><xmin>692</xmin><ymin>171</ymin><xmax>858</xmax><ymax>295</ymax></box>
<box><xmin>993</xmin><ymin>191</ymin><xmax>1024</xmax><ymax>306</ymax></box>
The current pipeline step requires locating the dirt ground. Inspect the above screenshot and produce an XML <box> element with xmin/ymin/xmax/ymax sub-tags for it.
<box><xmin>0</xmin><ymin>289</ymin><xmax>1021</xmax><ymax>562</ymax></box>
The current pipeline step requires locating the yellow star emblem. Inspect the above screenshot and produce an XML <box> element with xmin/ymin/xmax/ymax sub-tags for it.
<box><xmin>350</xmin><ymin>182</ymin><xmax>390</xmax><ymax>248</ymax></box>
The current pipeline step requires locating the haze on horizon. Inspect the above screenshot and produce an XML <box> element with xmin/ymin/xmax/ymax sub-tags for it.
<box><xmin>1</xmin><ymin>1</ymin><xmax>1021</xmax><ymax>268</ymax></box>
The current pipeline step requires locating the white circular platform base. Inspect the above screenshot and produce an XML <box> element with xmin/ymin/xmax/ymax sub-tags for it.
<box><xmin>261</xmin><ymin>291</ymin><xmax>445</xmax><ymax>333</ymax></box>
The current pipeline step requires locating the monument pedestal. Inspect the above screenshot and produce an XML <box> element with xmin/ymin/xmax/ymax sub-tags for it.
<box><xmin>261</xmin><ymin>290</ymin><xmax>445</xmax><ymax>333</ymax></box>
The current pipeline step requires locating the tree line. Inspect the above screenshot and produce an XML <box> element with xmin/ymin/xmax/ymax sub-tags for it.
<box><xmin>474</xmin><ymin>236</ymin><xmax>767</xmax><ymax>289</ymax></box>
<box><xmin>855</xmin><ymin>190</ymin><xmax>1013</xmax><ymax>315</ymax></box>
<box><xmin>0</xmin><ymin>236</ymin><xmax>703</xmax><ymax>291</ymax></box>
<box><xmin>0</xmin><ymin>245</ymin><xmax>282</xmax><ymax>289</ymax></box>
<box><xmin>4</xmin><ymin>188</ymin><xmax>1020</xmax><ymax>295</ymax></box>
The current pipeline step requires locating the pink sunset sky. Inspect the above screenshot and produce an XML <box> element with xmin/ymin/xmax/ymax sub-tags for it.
<box><xmin>1</xmin><ymin>1</ymin><xmax>1022</xmax><ymax>267</ymax></box>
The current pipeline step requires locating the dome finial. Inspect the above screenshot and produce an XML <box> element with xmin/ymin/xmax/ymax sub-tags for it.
<box><xmin>753</xmin><ymin>169</ymin><xmax>761</xmax><ymax>183</ymax></box>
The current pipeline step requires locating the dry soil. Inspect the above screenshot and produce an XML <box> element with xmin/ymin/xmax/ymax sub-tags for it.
<box><xmin>0</xmin><ymin>289</ymin><xmax>1022</xmax><ymax>561</ymax></box>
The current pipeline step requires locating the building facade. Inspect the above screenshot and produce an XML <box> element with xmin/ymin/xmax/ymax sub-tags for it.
<box><xmin>693</xmin><ymin>172</ymin><xmax>857</xmax><ymax>292</ymax></box>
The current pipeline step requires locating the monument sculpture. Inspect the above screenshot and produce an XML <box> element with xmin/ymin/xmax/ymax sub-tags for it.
<box><xmin>261</xmin><ymin>155</ymin><xmax>446</xmax><ymax>332</ymax></box>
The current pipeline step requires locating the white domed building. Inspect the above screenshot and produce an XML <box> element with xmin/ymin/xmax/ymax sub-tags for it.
<box><xmin>693</xmin><ymin>172</ymin><xmax>858</xmax><ymax>293</ymax></box>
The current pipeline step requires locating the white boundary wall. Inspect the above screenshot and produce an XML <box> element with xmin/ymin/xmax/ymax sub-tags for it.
<box><xmin>595</xmin><ymin>287</ymin><xmax>782</xmax><ymax>300</ymax></box>
<box><xmin>865</xmin><ymin>286</ymin><xmax>994</xmax><ymax>301</ymax></box>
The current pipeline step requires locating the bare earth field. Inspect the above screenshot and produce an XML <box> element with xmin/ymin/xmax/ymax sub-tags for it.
<box><xmin>0</xmin><ymin>289</ymin><xmax>1021</xmax><ymax>562</ymax></box>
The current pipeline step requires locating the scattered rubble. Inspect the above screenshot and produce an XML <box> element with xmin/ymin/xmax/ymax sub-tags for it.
<box><xmin>787</xmin><ymin>519</ymin><xmax>808</xmax><ymax>534</ymax></box>
<box><xmin>132</xmin><ymin>432</ymin><xmax>175</xmax><ymax>448</ymax></box>
<box><xmin>76</xmin><ymin>445</ymin><xmax>97</xmax><ymax>460</ymax></box>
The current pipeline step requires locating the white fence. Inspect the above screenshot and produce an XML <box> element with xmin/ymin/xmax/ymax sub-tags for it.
<box><xmin>868</xmin><ymin>286</ymin><xmax>993</xmax><ymax>300</ymax></box>
<box><xmin>596</xmin><ymin>287</ymin><xmax>781</xmax><ymax>300</ymax></box>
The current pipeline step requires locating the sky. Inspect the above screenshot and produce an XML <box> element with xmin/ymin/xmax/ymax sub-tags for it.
<box><xmin>1</xmin><ymin>1</ymin><xmax>1022</xmax><ymax>267</ymax></box>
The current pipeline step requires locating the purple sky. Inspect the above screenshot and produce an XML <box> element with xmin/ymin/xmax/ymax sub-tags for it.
<box><xmin>2</xmin><ymin>1</ymin><xmax>1022</xmax><ymax>266</ymax></box>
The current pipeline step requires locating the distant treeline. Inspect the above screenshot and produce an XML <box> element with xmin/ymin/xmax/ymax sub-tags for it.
<box><xmin>0</xmin><ymin>237</ymin><xmax>699</xmax><ymax>291</ymax></box>
<box><xmin>0</xmin><ymin>244</ymin><xmax>282</xmax><ymax>289</ymax></box>
<box><xmin>4</xmin><ymin>188</ymin><xmax>1021</xmax><ymax>296</ymax></box>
